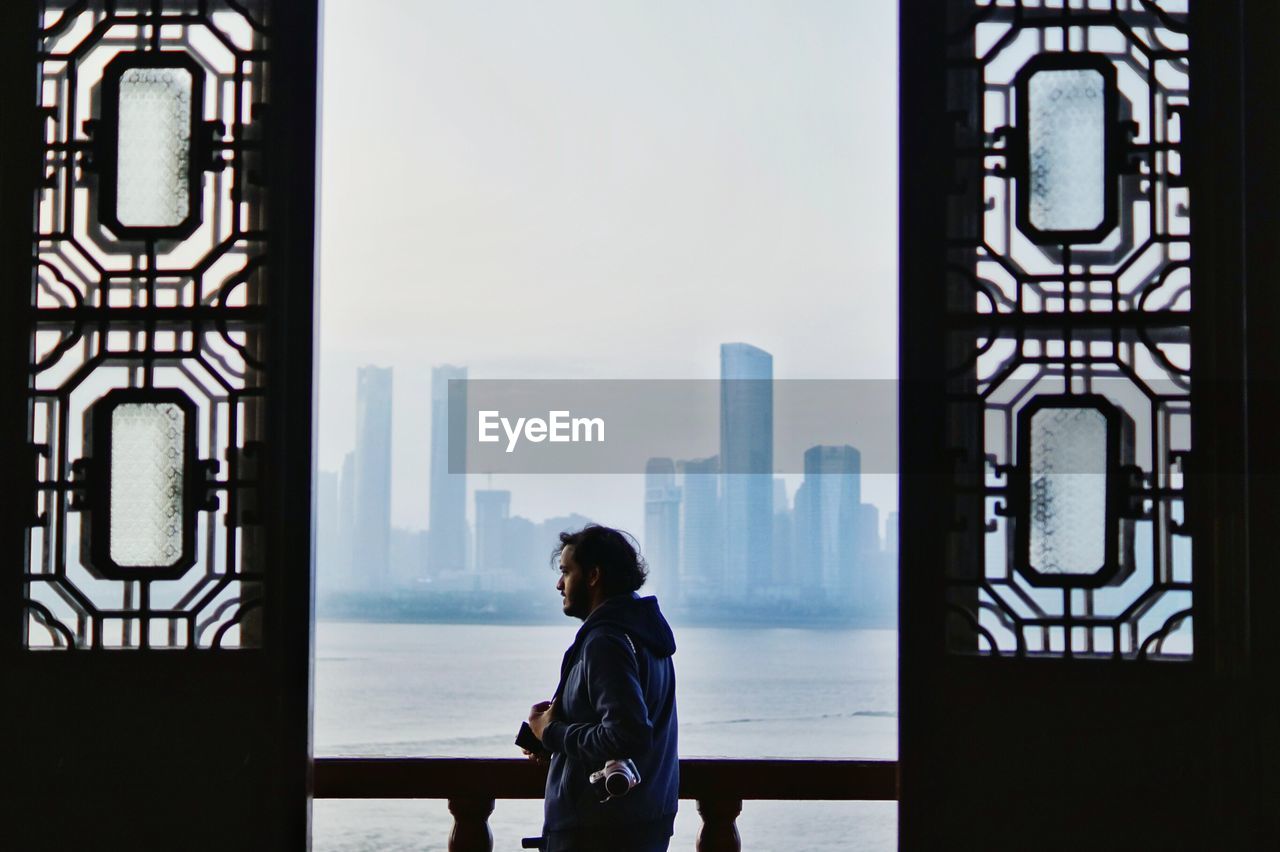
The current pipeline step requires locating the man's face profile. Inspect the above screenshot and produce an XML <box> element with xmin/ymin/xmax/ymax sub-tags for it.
<box><xmin>557</xmin><ymin>546</ymin><xmax>592</xmax><ymax>620</ymax></box>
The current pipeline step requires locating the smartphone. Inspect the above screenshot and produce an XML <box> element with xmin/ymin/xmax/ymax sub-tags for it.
<box><xmin>516</xmin><ymin>721</ymin><xmax>551</xmax><ymax>757</ymax></box>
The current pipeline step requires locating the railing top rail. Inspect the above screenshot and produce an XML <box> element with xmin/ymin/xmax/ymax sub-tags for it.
<box><xmin>314</xmin><ymin>757</ymin><xmax>898</xmax><ymax>801</ymax></box>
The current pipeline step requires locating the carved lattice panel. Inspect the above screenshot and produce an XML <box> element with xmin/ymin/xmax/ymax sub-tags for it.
<box><xmin>944</xmin><ymin>0</ymin><xmax>1192</xmax><ymax>658</ymax></box>
<box><xmin>24</xmin><ymin>1</ymin><xmax>270</xmax><ymax>649</ymax></box>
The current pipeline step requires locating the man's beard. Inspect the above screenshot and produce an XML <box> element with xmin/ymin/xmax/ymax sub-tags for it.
<box><xmin>562</xmin><ymin>588</ymin><xmax>589</xmax><ymax>620</ymax></box>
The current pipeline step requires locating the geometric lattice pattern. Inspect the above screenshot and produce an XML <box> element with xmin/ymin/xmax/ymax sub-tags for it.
<box><xmin>24</xmin><ymin>1</ymin><xmax>270</xmax><ymax>649</ymax></box>
<box><xmin>944</xmin><ymin>0</ymin><xmax>1192</xmax><ymax>658</ymax></box>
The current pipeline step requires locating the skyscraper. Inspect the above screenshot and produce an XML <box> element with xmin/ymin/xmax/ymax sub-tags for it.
<box><xmin>337</xmin><ymin>451</ymin><xmax>356</xmax><ymax>591</ymax></box>
<box><xmin>720</xmin><ymin>342</ymin><xmax>773</xmax><ymax>599</ymax></box>
<box><xmin>772</xmin><ymin>477</ymin><xmax>793</xmax><ymax>587</ymax></box>
<box><xmin>540</xmin><ymin>513</ymin><xmax>594</xmax><ymax>544</ymax></box>
<box><xmin>502</xmin><ymin>515</ymin><xmax>539</xmax><ymax>591</ymax></box>
<box><xmin>850</xmin><ymin>501</ymin><xmax>880</xmax><ymax>610</ymax></box>
<box><xmin>796</xmin><ymin>445</ymin><xmax>860</xmax><ymax>600</ymax></box>
<box><xmin>678</xmin><ymin>456</ymin><xmax>720</xmax><ymax>602</ymax></box>
<box><xmin>315</xmin><ymin>470</ymin><xmax>340</xmax><ymax>591</ymax></box>
<box><xmin>860</xmin><ymin>510</ymin><xmax>897</xmax><ymax>622</ymax></box>
<box><xmin>389</xmin><ymin>528</ymin><xmax>429</xmax><ymax>588</ymax></box>
<box><xmin>428</xmin><ymin>364</ymin><xmax>468</xmax><ymax>574</ymax></box>
<box><xmin>644</xmin><ymin>458</ymin><xmax>682</xmax><ymax>605</ymax></box>
<box><xmin>474</xmin><ymin>489</ymin><xmax>511</xmax><ymax>580</ymax></box>
<box><xmin>352</xmin><ymin>366</ymin><xmax>393</xmax><ymax>591</ymax></box>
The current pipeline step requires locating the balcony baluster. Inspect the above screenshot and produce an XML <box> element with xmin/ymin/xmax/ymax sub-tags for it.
<box><xmin>695</xmin><ymin>797</ymin><xmax>742</xmax><ymax>852</ymax></box>
<box><xmin>447</xmin><ymin>797</ymin><xmax>495</xmax><ymax>852</ymax></box>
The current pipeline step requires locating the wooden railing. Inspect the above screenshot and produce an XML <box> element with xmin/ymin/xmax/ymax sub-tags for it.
<box><xmin>314</xmin><ymin>757</ymin><xmax>898</xmax><ymax>851</ymax></box>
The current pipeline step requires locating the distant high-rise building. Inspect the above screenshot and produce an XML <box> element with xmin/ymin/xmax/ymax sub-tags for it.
<box><xmin>315</xmin><ymin>470</ymin><xmax>340</xmax><ymax>590</ymax></box>
<box><xmin>850</xmin><ymin>501</ymin><xmax>880</xmax><ymax>608</ymax></box>
<box><xmin>352</xmin><ymin>366</ymin><xmax>393</xmax><ymax>591</ymax></box>
<box><xmin>678</xmin><ymin>456</ymin><xmax>720</xmax><ymax>602</ymax></box>
<box><xmin>772</xmin><ymin>477</ymin><xmax>792</xmax><ymax>586</ymax></box>
<box><xmin>796</xmin><ymin>445</ymin><xmax>860</xmax><ymax>600</ymax></box>
<box><xmin>337</xmin><ymin>451</ymin><xmax>356</xmax><ymax>590</ymax></box>
<box><xmin>773</xmin><ymin>478</ymin><xmax>789</xmax><ymax>512</ymax></box>
<box><xmin>428</xmin><ymin>365</ymin><xmax>468</xmax><ymax>574</ymax></box>
<box><xmin>427</xmin><ymin>360</ymin><xmax>473</xmax><ymax>573</ymax></box>
<box><xmin>539</xmin><ymin>513</ymin><xmax>595</xmax><ymax>582</ymax></box>
<box><xmin>855</xmin><ymin>503</ymin><xmax>880</xmax><ymax>554</ymax></box>
<box><xmin>792</xmin><ymin>480</ymin><xmax>813</xmax><ymax>587</ymax></box>
<box><xmin>858</xmin><ymin>510</ymin><xmax>898</xmax><ymax>622</ymax></box>
<box><xmin>644</xmin><ymin>458</ymin><xmax>682</xmax><ymax>605</ymax></box>
<box><xmin>540</xmin><ymin>513</ymin><xmax>594</xmax><ymax>546</ymax></box>
<box><xmin>720</xmin><ymin>343</ymin><xmax>773</xmax><ymax>599</ymax></box>
<box><xmin>389</xmin><ymin>528</ymin><xmax>429</xmax><ymax>588</ymax></box>
<box><xmin>503</xmin><ymin>515</ymin><xmax>540</xmax><ymax>591</ymax></box>
<box><xmin>474</xmin><ymin>489</ymin><xmax>512</xmax><ymax>578</ymax></box>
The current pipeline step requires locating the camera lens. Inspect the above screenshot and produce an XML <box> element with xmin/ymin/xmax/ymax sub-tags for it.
<box><xmin>604</xmin><ymin>771</ymin><xmax>631</xmax><ymax>797</ymax></box>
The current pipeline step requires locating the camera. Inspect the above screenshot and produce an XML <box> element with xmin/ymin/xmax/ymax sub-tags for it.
<box><xmin>589</xmin><ymin>758</ymin><xmax>642</xmax><ymax>800</ymax></box>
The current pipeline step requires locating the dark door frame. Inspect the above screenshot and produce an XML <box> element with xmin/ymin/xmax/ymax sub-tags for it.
<box><xmin>899</xmin><ymin>1</ymin><xmax>1275</xmax><ymax>848</ymax></box>
<box><xmin>0</xmin><ymin>2</ymin><xmax>321</xmax><ymax>848</ymax></box>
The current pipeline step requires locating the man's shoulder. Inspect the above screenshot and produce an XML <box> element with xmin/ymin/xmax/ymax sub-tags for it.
<box><xmin>580</xmin><ymin>628</ymin><xmax>643</xmax><ymax>667</ymax></box>
<box><xmin>582</xmin><ymin>625</ymin><xmax>636</xmax><ymax>650</ymax></box>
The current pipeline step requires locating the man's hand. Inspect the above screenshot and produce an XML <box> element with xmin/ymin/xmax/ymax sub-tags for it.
<box><xmin>528</xmin><ymin>697</ymin><xmax>557</xmax><ymax>741</ymax></box>
<box><xmin>521</xmin><ymin>748</ymin><xmax>550</xmax><ymax>767</ymax></box>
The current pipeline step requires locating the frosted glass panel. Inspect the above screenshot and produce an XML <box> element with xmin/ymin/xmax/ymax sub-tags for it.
<box><xmin>116</xmin><ymin>67</ymin><xmax>194</xmax><ymax>227</ymax></box>
<box><xmin>1027</xmin><ymin>69</ymin><xmax>1106</xmax><ymax>232</ymax></box>
<box><xmin>1028</xmin><ymin>407</ymin><xmax>1106</xmax><ymax>575</ymax></box>
<box><xmin>110</xmin><ymin>402</ymin><xmax>186</xmax><ymax>567</ymax></box>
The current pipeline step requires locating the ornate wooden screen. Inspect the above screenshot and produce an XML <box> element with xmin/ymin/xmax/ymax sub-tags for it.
<box><xmin>2</xmin><ymin>1</ymin><xmax>318</xmax><ymax>847</ymax></box>
<box><xmin>942</xmin><ymin>0</ymin><xmax>1193</xmax><ymax>659</ymax></box>
<box><xmin>897</xmin><ymin>0</ymin><xmax>1265</xmax><ymax>847</ymax></box>
<box><xmin>23</xmin><ymin>0</ymin><xmax>273</xmax><ymax>650</ymax></box>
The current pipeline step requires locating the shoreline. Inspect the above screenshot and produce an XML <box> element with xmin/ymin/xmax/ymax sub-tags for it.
<box><xmin>316</xmin><ymin>598</ymin><xmax>896</xmax><ymax>631</ymax></box>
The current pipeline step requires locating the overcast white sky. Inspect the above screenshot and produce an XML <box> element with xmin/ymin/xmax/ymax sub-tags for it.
<box><xmin>316</xmin><ymin>0</ymin><xmax>898</xmax><ymax>535</ymax></box>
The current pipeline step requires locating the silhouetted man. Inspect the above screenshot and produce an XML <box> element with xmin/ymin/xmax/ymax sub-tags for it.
<box><xmin>526</xmin><ymin>525</ymin><xmax>679</xmax><ymax>852</ymax></box>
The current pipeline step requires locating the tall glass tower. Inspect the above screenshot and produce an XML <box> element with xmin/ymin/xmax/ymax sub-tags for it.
<box><xmin>428</xmin><ymin>365</ymin><xmax>468</xmax><ymax>574</ymax></box>
<box><xmin>644</xmin><ymin>458</ymin><xmax>682</xmax><ymax>605</ymax></box>
<box><xmin>473</xmin><ymin>489</ymin><xmax>511</xmax><ymax>583</ymax></box>
<box><xmin>678</xmin><ymin>455</ymin><xmax>720</xmax><ymax>603</ymax></box>
<box><xmin>353</xmin><ymin>366</ymin><xmax>393</xmax><ymax>591</ymax></box>
<box><xmin>795</xmin><ymin>445</ymin><xmax>860</xmax><ymax>600</ymax></box>
<box><xmin>719</xmin><ymin>343</ymin><xmax>773</xmax><ymax>600</ymax></box>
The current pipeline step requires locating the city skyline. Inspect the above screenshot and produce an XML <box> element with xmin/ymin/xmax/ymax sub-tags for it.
<box><xmin>318</xmin><ymin>344</ymin><xmax>895</xmax><ymax>617</ymax></box>
<box><xmin>318</xmin><ymin>350</ymin><xmax>897</xmax><ymax>535</ymax></box>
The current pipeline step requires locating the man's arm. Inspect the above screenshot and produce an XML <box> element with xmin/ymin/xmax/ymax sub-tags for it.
<box><xmin>540</xmin><ymin>632</ymin><xmax>653</xmax><ymax>763</ymax></box>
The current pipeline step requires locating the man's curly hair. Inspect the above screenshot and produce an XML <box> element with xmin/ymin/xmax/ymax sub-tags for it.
<box><xmin>551</xmin><ymin>524</ymin><xmax>648</xmax><ymax>596</ymax></box>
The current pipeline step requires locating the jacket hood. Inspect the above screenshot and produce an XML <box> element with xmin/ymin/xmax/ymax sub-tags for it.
<box><xmin>578</xmin><ymin>593</ymin><xmax>676</xmax><ymax>658</ymax></box>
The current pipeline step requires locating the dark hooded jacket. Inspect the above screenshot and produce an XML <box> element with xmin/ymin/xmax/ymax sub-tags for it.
<box><xmin>540</xmin><ymin>593</ymin><xmax>679</xmax><ymax>846</ymax></box>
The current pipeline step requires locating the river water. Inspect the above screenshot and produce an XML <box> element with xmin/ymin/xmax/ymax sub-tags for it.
<box><xmin>314</xmin><ymin>620</ymin><xmax>897</xmax><ymax>851</ymax></box>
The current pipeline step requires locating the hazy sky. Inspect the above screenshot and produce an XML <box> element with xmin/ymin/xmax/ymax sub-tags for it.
<box><xmin>317</xmin><ymin>0</ymin><xmax>898</xmax><ymax>535</ymax></box>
